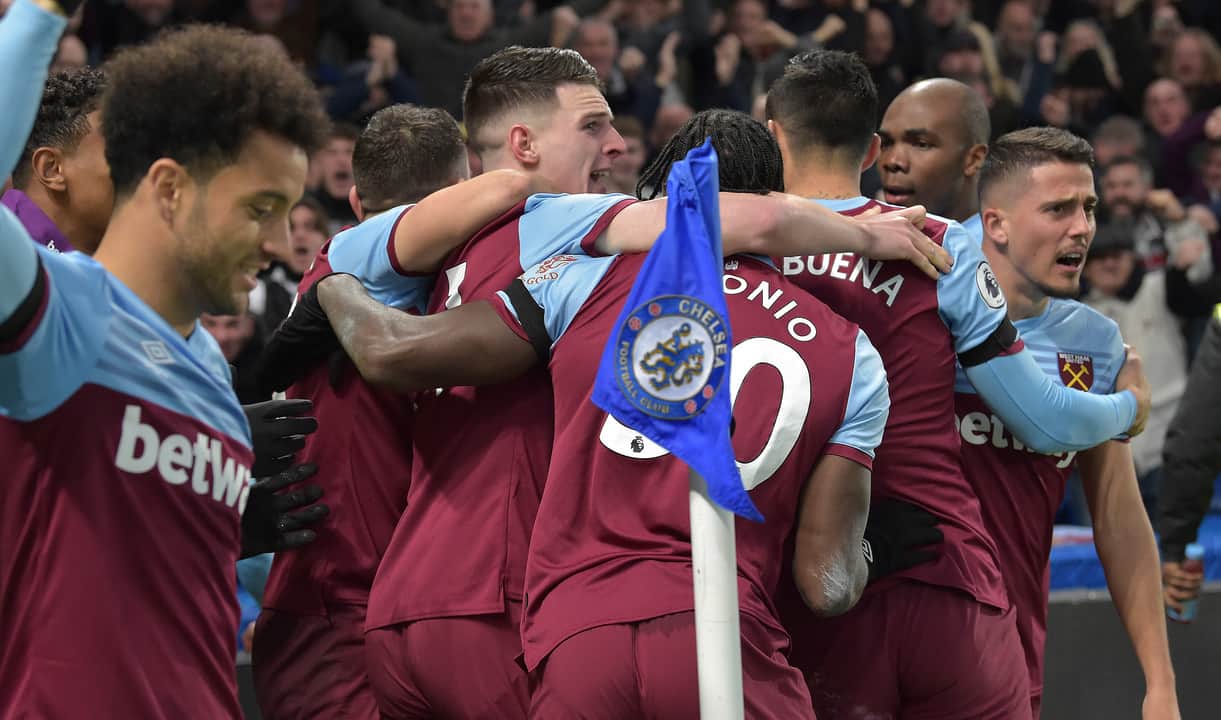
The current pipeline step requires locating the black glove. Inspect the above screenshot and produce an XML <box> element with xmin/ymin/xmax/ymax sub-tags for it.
<box><xmin>240</xmin><ymin>463</ymin><xmax>330</xmax><ymax>559</ymax></box>
<box><xmin>861</xmin><ymin>498</ymin><xmax>944</xmax><ymax>584</ymax></box>
<box><xmin>244</xmin><ymin>399</ymin><xmax>318</xmax><ymax>478</ymax></box>
<box><xmin>255</xmin><ymin>275</ymin><xmax>352</xmax><ymax>395</ymax></box>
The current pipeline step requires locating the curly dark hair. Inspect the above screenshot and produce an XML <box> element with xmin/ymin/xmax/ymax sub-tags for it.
<box><xmin>13</xmin><ymin>67</ymin><xmax>107</xmax><ymax>189</ymax></box>
<box><xmin>353</xmin><ymin>104</ymin><xmax>467</xmax><ymax>211</ymax></box>
<box><xmin>637</xmin><ymin>109</ymin><xmax>783</xmax><ymax>199</ymax></box>
<box><xmin>100</xmin><ymin>24</ymin><xmax>329</xmax><ymax>195</ymax></box>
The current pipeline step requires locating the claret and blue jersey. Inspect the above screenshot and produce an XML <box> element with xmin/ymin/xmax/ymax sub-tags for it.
<box><xmin>0</xmin><ymin>2</ymin><xmax>254</xmax><ymax>715</ymax></box>
<box><xmin>492</xmin><ymin>247</ymin><xmax>889</xmax><ymax>671</ymax></box>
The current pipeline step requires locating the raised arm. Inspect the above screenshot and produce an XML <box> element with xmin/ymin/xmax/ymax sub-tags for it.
<box><xmin>1078</xmin><ymin>440</ymin><xmax>1180</xmax><ymax>718</ymax></box>
<box><xmin>598</xmin><ymin>193</ymin><xmax>951</xmax><ymax>279</ymax></box>
<box><xmin>316</xmin><ymin>274</ymin><xmax>537</xmax><ymax>392</ymax></box>
<box><xmin>0</xmin><ymin>0</ymin><xmax>68</xmax><ymax>330</ymax></box>
<box><xmin>392</xmin><ymin>169</ymin><xmax>534</xmax><ymax>273</ymax></box>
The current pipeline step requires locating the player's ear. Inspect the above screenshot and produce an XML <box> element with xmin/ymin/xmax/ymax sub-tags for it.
<box><xmin>982</xmin><ymin>207</ymin><xmax>1008</xmax><ymax>248</ymax></box>
<box><xmin>508</xmin><ymin>124</ymin><xmax>539</xmax><ymax>167</ymax></box>
<box><xmin>349</xmin><ymin>185</ymin><xmax>364</xmax><ymax>221</ymax></box>
<box><xmin>861</xmin><ymin>134</ymin><xmax>882</xmax><ymax>173</ymax></box>
<box><xmin>146</xmin><ymin>158</ymin><xmax>190</xmax><ymax>227</ymax></box>
<box><xmin>963</xmin><ymin>143</ymin><xmax>988</xmax><ymax>178</ymax></box>
<box><xmin>30</xmin><ymin>147</ymin><xmax>68</xmax><ymax>193</ymax></box>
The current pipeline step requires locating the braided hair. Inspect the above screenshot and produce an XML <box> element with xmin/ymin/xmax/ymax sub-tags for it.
<box><xmin>635</xmin><ymin>109</ymin><xmax>783</xmax><ymax>200</ymax></box>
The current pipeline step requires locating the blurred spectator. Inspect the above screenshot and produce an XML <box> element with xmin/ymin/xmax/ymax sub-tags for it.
<box><xmin>1091</xmin><ymin>115</ymin><xmax>1146</xmax><ymax>169</ymax></box>
<box><xmin>1082</xmin><ymin>222</ymin><xmax>1217</xmax><ymax>520</ymax></box>
<box><xmin>309</xmin><ymin>123</ymin><xmax>359</xmax><ymax>233</ymax></box>
<box><xmin>570</xmin><ymin>18</ymin><xmax>663</xmax><ymax>130</ymax></box>
<box><xmin>250</xmin><ymin>197</ymin><xmax>331</xmax><ymax>340</ymax></box>
<box><xmin>201</xmin><ymin>312</ymin><xmax>266</xmax><ymax>404</ymax></box>
<box><xmin>647</xmin><ymin>102</ymin><xmax>693</xmax><ymax>168</ymax></box>
<box><xmin>937</xmin><ymin>28</ymin><xmax>1021</xmax><ymax>138</ymax></box>
<box><xmin>324</xmin><ymin>35</ymin><xmax>421</xmax><ymax>124</ymax></box>
<box><xmin>348</xmin><ymin>0</ymin><xmax>611</xmax><ymax>118</ymax></box>
<box><xmin>607</xmin><ymin>115</ymin><xmax>645</xmax><ymax>195</ymax></box>
<box><xmin>1143</xmin><ymin>77</ymin><xmax>1193</xmax><ymax>139</ymax></box>
<box><xmin>52</xmin><ymin>34</ymin><xmax>87</xmax><ymax>74</ymax></box>
<box><xmin>1159</xmin><ymin>309</ymin><xmax>1221</xmax><ymax>611</ymax></box>
<box><xmin>231</xmin><ymin>0</ymin><xmax>321</xmax><ymax>66</ymax></box>
<box><xmin>772</xmin><ymin>0</ymin><xmax>866</xmax><ymax>56</ymax></box>
<box><xmin>82</xmin><ymin>0</ymin><xmax>180</xmax><ymax>60</ymax></box>
<box><xmin>994</xmin><ymin>0</ymin><xmax>1036</xmax><ymax>93</ymax></box>
<box><xmin>863</xmin><ymin>7</ymin><xmax>905</xmax><ymax>118</ymax></box>
<box><xmin>1101</xmin><ymin>155</ymin><xmax>1213</xmax><ymax>279</ymax></box>
<box><xmin>1160</xmin><ymin>106</ymin><xmax>1221</xmax><ymax>205</ymax></box>
<box><xmin>1166</xmin><ymin>28</ymin><xmax>1221</xmax><ymax>110</ymax></box>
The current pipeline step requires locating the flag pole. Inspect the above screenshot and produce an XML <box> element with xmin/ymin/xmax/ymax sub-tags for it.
<box><xmin>689</xmin><ymin>467</ymin><xmax>745</xmax><ymax>719</ymax></box>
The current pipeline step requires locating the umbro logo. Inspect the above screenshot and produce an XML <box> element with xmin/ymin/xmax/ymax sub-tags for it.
<box><xmin>142</xmin><ymin>340</ymin><xmax>175</xmax><ymax>365</ymax></box>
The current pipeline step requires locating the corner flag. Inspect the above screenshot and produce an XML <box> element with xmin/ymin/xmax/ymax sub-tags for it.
<box><xmin>590</xmin><ymin>139</ymin><xmax>761</xmax><ymax>522</ymax></box>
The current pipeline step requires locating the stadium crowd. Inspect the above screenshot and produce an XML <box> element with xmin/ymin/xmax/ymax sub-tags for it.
<box><xmin>1</xmin><ymin>0</ymin><xmax>1220</xmax><ymax>718</ymax></box>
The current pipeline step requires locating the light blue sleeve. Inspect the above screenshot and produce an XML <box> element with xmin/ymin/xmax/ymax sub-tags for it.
<box><xmin>0</xmin><ymin>0</ymin><xmax>67</xmax><ymax>322</ymax></box>
<box><xmin>236</xmin><ymin>553</ymin><xmax>274</xmax><ymax>606</ymax></box>
<box><xmin>517</xmin><ymin>192</ymin><xmax>636</xmax><ymax>267</ymax></box>
<box><xmin>324</xmin><ymin>205</ymin><xmax>433</xmax><ymax>314</ymax></box>
<box><xmin>964</xmin><ymin>349</ymin><xmax>1137</xmax><ymax>453</ymax></box>
<box><xmin>827</xmin><ymin>329</ymin><xmax>890</xmax><ymax>458</ymax></box>
<box><xmin>0</xmin><ymin>250</ymin><xmax>111</xmax><ymax>419</ymax></box>
<box><xmin>495</xmin><ymin>254</ymin><xmax>616</xmax><ymax>346</ymax></box>
<box><xmin>936</xmin><ymin>220</ymin><xmax>1009</xmax><ymax>354</ymax></box>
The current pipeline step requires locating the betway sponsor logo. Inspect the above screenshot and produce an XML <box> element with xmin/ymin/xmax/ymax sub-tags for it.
<box><xmin>955</xmin><ymin>411</ymin><xmax>1076</xmax><ymax>469</ymax></box>
<box><xmin>115</xmin><ymin>405</ymin><xmax>253</xmax><ymax>512</ymax></box>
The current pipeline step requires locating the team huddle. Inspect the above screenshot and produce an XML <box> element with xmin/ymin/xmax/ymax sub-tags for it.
<box><xmin>0</xmin><ymin>0</ymin><xmax>1180</xmax><ymax>719</ymax></box>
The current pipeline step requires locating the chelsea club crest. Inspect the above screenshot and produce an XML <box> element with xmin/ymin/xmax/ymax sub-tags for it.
<box><xmin>614</xmin><ymin>294</ymin><xmax>730</xmax><ymax>419</ymax></box>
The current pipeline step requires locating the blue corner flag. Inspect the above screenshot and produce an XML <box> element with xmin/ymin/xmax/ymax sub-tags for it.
<box><xmin>590</xmin><ymin>139</ymin><xmax>763</xmax><ymax>522</ymax></box>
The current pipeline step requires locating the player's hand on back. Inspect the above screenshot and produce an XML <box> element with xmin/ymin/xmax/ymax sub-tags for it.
<box><xmin>241</xmin><ymin>463</ymin><xmax>330</xmax><ymax>559</ymax></box>
<box><xmin>853</xmin><ymin>205</ymin><xmax>953</xmax><ymax>280</ymax></box>
<box><xmin>244</xmin><ymin>399</ymin><xmax>318</xmax><ymax>477</ymax></box>
<box><xmin>861</xmin><ymin>498</ymin><xmax>944</xmax><ymax>584</ymax></box>
<box><xmin>1116</xmin><ymin>344</ymin><xmax>1151</xmax><ymax>437</ymax></box>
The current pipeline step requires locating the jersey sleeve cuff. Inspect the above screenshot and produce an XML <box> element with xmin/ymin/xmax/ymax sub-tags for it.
<box><xmin>488</xmin><ymin>291</ymin><xmax>532</xmax><ymax>344</ymax></box>
<box><xmin>580</xmin><ymin>198</ymin><xmax>638</xmax><ymax>256</ymax></box>
<box><xmin>384</xmin><ymin>206</ymin><xmax>434</xmax><ymax>278</ymax></box>
<box><xmin>0</xmin><ymin>262</ymin><xmax>49</xmax><ymax>354</ymax></box>
<box><xmin>823</xmin><ymin>443</ymin><xmax>875</xmax><ymax>471</ymax></box>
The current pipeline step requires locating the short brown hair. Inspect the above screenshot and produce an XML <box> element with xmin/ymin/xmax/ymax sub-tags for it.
<box><xmin>101</xmin><ymin>25</ymin><xmax>329</xmax><ymax>195</ymax></box>
<box><xmin>462</xmin><ymin>46</ymin><xmax>600</xmax><ymax>154</ymax></box>
<box><xmin>353</xmin><ymin>104</ymin><xmax>467</xmax><ymax>211</ymax></box>
<box><xmin>980</xmin><ymin>126</ymin><xmax>1094</xmax><ymax>201</ymax></box>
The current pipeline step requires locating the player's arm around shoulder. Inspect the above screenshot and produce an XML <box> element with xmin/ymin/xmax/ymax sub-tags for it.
<box><xmin>315</xmin><ymin>273</ymin><xmax>537</xmax><ymax>393</ymax></box>
<box><xmin>392</xmin><ymin>169</ymin><xmax>535</xmax><ymax>273</ymax></box>
<box><xmin>792</xmin><ymin>329</ymin><xmax>889</xmax><ymax>617</ymax></box>
<box><xmin>597</xmin><ymin>193</ymin><xmax>951</xmax><ymax>279</ymax></box>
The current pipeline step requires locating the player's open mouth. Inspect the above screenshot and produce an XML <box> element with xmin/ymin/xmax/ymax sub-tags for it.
<box><xmin>1056</xmin><ymin>253</ymin><xmax>1084</xmax><ymax>268</ymax></box>
<box><xmin>883</xmin><ymin>187</ymin><xmax>914</xmax><ymax>204</ymax></box>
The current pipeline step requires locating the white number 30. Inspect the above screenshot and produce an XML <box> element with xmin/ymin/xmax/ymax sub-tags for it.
<box><xmin>598</xmin><ymin>337</ymin><xmax>811</xmax><ymax>490</ymax></box>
